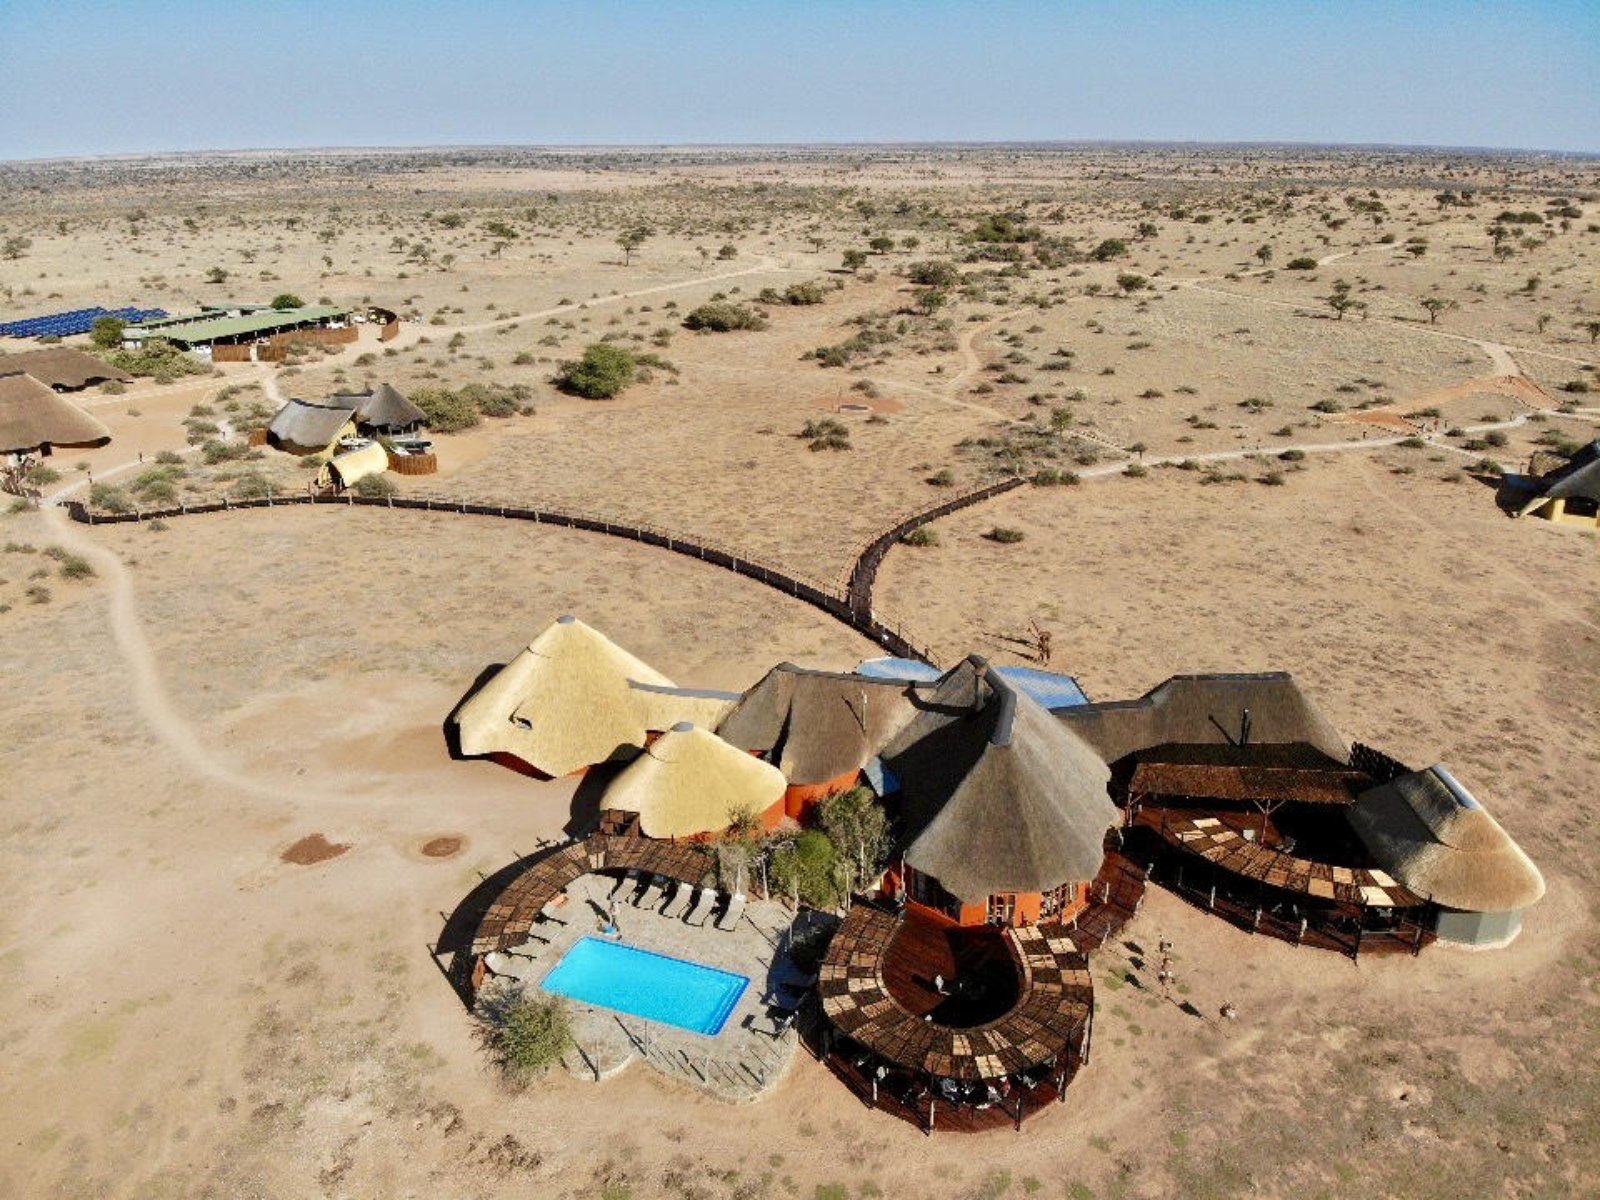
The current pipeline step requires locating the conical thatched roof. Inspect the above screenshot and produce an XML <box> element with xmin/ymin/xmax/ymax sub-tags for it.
<box><xmin>715</xmin><ymin>663</ymin><xmax>923</xmax><ymax>786</ymax></box>
<box><xmin>0</xmin><ymin>347</ymin><xmax>131</xmax><ymax>391</ymax></box>
<box><xmin>354</xmin><ymin>383</ymin><xmax>427</xmax><ymax>431</ymax></box>
<box><xmin>628</xmin><ymin>679</ymin><xmax>740</xmax><ymax>734</ymax></box>
<box><xmin>886</xmin><ymin>659</ymin><xmax>1116</xmax><ymax>903</ymax></box>
<box><xmin>0</xmin><ymin>370</ymin><xmax>111</xmax><ymax>454</ymax></box>
<box><xmin>1348</xmin><ymin>766</ymin><xmax>1544</xmax><ymax>913</ymax></box>
<box><xmin>601</xmin><ymin>722</ymin><xmax>787</xmax><ymax>838</ymax></box>
<box><xmin>267</xmin><ymin>397</ymin><xmax>357</xmax><ymax>451</ymax></box>
<box><xmin>453</xmin><ymin>616</ymin><xmax>678</xmax><ymax>777</ymax></box>
<box><xmin>1057</xmin><ymin>672</ymin><xmax>1348</xmax><ymax>765</ymax></box>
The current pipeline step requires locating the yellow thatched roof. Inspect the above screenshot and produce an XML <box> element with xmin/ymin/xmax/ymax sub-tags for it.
<box><xmin>1349</xmin><ymin>766</ymin><xmax>1544</xmax><ymax>913</ymax></box>
<box><xmin>319</xmin><ymin>440</ymin><xmax>389</xmax><ymax>490</ymax></box>
<box><xmin>453</xmin><ymin>616</ymin><xmax>726</xmax><ymax>778</ymax></box>
<box><xmin>602</xmin><ymin>723</ymin><xmax>786</xmax><ymax>838</ymax></box>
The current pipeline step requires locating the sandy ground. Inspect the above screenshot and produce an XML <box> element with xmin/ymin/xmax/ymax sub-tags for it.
<box><xmin>1</xmin><ymin>147</ymin><xmax>1598</xmax><ymax>1200</ymax></box>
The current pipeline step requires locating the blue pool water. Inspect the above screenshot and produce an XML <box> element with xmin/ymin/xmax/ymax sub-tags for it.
<box><xmin>540</xmin><ymin>937</ymin><xmax>749</xmax><ymax>1035</ymax></box>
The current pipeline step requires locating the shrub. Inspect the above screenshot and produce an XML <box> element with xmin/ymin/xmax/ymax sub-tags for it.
<box><xmin>1124</xmin><ymin>463</ymin><xmax>1148</xmax><ymax>478</ymax></box>
<box><xmin>103</xmin><ymin>338</ymin><xmax>207</xmax><ymax>384</ymax></box>
<box><xmin>1286</xmin><ymin>257</ymin><xmax>1319</xmax><ymax>270</ymax></box>
<box><xmin>1279</xmin><ymin>448</ymin><xmax>1306</xmax><ymax>462</ymax></box>
<box><xmin>906</xmin><ymin>260</ymin><xmax>959</xmax><ymax>288</ymax></box>
<box><xmin>781</xmin><ymin>281</ymin><xmax>828</xmax><ymax>305</ymax></box>
<box><xmin>90</xmin><ymin>316</ymin><xmax>125</xmax><ymax>349</ymax></box>
<box><xmin>88</xmin><ymin>483</ymin><xmax>131</xmax><ymax>514</ymax></box>
<box><xmin>555</xmin><ymin>343</ymin><xmax>636</xmax><ymax>399</ymax></box>
<box><xmin>683</xmin><ymin>302</ymin><xmax>767</xmax><ymax>332</ymax></box>
<box><xmin>353</xmin><ymin>474</ymin><xmax>397</xmax><ymax>499</ymax></box>
<box><xmin>800</xmin><ymin>418</ymin><xmax>851</xmax><ymax>452</ymax></box>
<box><xmin>202</xmin><ymin>440</ymin><xmax>250</xmax><ymax>465</ymax></box>
<box><xmin>1090</xmin><ymin>238</ymin><xmax>1128</xmax><ymax>261</ymax></box>
<box><xmin>1259</xmin><ymin>470</ymin><xmax>1287</xmax><ymax>486</ymax></box>
<box><xmin>57</xmin><ymin>554</ymin><xmax>95</xmax><ymax>580</ymax></box>
<box><xmin>927</xmin><ymin>468</ymin><xmax>956</xmax><ymax>487</ymax></box>
<box><xmin>986</xmin><ymin>526</ymin><xmax>1026</xmax><ymax>544</ymax></box>
<box><xmin>231</xmin><ymin>471</ymin><xmax>276</xmax><ymax>499</ymax></box>
<box><xmin>269</xmin><ymin>292</ymin><xmax>305</xmax><ymax>310</ymax></box>
<box><xmin>768</xmin><ymin>830</ymin><xmax>840</xmax><ymax>909</ymax></box>
<box><xmin>412</xmin><ymin>388</ymin><xmax>480</xmax><ymax>432</ymax></box>
<box><xmin>475</xmin><ymin>990</ymin><xmax>572</xmax><ymax>1085</ymax></box>
<box><xmin>901</xmin><ymin>527</ymin><xmax>939</xmax><ymax>547</ymax></box>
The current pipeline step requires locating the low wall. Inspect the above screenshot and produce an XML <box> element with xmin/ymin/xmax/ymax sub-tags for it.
<box><xmin>380</xmin><ymin>319</ymin><xmax>400</xmax><ymax>341</ymax></box>
<box><xmin>387</xmin><ymin>451</ymin><xmax>437</xmax><ymax>476</ymax></box>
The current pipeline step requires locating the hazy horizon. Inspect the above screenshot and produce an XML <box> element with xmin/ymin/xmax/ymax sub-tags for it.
<box><xmin>3</xmin><ymin>1</ymin><xmax>1596</xmax><ymax>161</ymax></box>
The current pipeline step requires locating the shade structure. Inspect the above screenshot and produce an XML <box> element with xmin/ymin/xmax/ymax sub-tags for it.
<box><xmin>0</xmin><ymin>370</ymin><xmax>111</xmax><ymax>455</ymax></box>
<box><xmin>601</xmin><ymin>722</ymin><xmax>787</xmax><ymax>838</ymax></box>
<box><xmin>1057</xmin><ymin>671</ymin><xmax>1349</xmax><ymax>765</ymax></box>
<box><xmin>1348</xmin><ymin>765</ymin><xmax>1544</xmax><ymax>914</ymax></box>
<box><xmin>319</xmin><ymin>440</ymin><xmax>389</xmax><ymax>490</ymax></box>
<box><xmin>454</xmin><ymin>616</ymin><xmax>686</xmax><ymax>778</ymax></box>
<box><xmin>886</xmin><ymin>658</ymin><xmax>1117</xmax><ymax>904</ymax></box>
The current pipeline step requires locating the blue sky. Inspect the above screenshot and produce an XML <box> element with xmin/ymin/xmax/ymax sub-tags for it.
<box><xmin>2</xmin><ymin>1</ymin><xmax>1596</xmax><ymax>159</ymax></box>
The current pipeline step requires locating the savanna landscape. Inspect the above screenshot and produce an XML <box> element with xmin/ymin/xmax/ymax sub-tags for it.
<box><xmin>2</xmin><ymin>143</ymin><xmax>1598</xmax><ymax>1199</ymax></box>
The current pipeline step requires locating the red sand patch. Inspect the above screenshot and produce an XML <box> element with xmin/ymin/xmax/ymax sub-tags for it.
<box><xmin>421</xmin><ymin>835</ymin><xmax>464</xmax><ymax>859</ymax></box>
<box><xmin>281</xmin><ymin>834</ymin><xmax>350</xmax><ymax>865</ymax></box>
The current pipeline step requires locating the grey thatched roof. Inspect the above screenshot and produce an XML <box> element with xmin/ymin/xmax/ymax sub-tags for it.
<box><xmin>0</xmin><ymin>347</ymin><xmax>130</xmax><ymax>391</ymax></box>
<box><xmin>715</xmin><ymin>663</ymin><xmax>923</xmax><ymax>786</ymax></box>
<box><xmin>1348</xmin><ymin>766</ymin><xmax>1544</xmax><ymax>913</ymax></box>
<box><xmin>886</xmin><ymin>658</ymin><xmax>1116</xmax><ymax>903</ymax></box>
<box><xmin>1056</xmin><ymin>672</ymin><xmax>1348</xmax><ymax>765</ymax></box>
<box><xmin>267</xmin><ymin>397</ymin><xmax>357</xmax><ymax>450</ymax></box>
<box><xmin>344</xmin><ymin>383</ymin><xmax>426</xmax><ymax>431</ymax></box>
<box><xmin>0</xmin><ymin>370</ymin><xmax>111</xmax><ymax>454</ymax></box>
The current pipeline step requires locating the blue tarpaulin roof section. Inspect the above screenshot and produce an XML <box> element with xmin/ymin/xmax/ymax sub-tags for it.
<box><xmin>0</xmin><ymin>306</ymin><xmax>167</xmax><ymax>339</ymax></box>
<box><xmin>855</xmin><ymin>657</ymin><xmax>1091</xmax><ymax>710</ymax></box>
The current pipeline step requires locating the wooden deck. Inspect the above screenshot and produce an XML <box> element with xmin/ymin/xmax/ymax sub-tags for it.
<box><xmin>881</xmin><ymin>913</ymin><xmax>1019</xmax><ymax>1026</ymax></box>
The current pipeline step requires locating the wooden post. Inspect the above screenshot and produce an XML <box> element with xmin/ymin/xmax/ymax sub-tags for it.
<box><xmin>927</xmin><ymin>1094</ymin><xmax>936</xmax><ymax>1137</ymax></box>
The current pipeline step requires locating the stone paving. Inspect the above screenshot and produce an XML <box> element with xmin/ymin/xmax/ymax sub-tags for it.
<box><xmin>488</xmin><ymin>872</ymin><xmax>806</xmax><ymax>1101</ymax></box>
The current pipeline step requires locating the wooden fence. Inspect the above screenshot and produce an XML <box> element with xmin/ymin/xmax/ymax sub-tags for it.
<box><xmin>65</xmin><ymin>493</ymin><xmax>939</xmax><ymax>664</ymax></box>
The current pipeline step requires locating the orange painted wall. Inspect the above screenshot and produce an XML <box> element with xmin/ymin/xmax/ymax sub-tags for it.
<box><xmin>783</xmin><ymin>768</ymin><xmax>862</xmax><ymax>822</ymax></box>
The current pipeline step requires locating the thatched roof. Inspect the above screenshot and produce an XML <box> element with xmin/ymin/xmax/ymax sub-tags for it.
<box><xmin>1128</xmin><ymin>742</ymin><xmax>1367</xmax><ymax>806</ymax></box>
<box><xmin>715</xmin><ymin>663</ymin><xmax>923</xmax><ymax>785</ymax></box>
<box><xmin>601</xmin><ymin>722</ymin><xmax>787</xmax><ymax>838</ymax></box>
<box><xmin>0</xmin><ymin>347</ymin><xmax>131</xmax><ymax>391</ymax></box>
<box><xmin>1519</xmin><ymin>439</ymin><xmax>1600</xmax><ymax>512</ymax></box>
<box><xmin>267</xmin><ymin>398</ymin><xmax>357</xmax><ymax>451</ymax></box>
<box><xmin>628</xmin><ymin>679</ymin><xmax>739</xmax><ymax>734</ymax></box>
<box><xmin>1057</xmin><ymin>672</ymin><xmax>1348</xmax><ymax>765</ymax></box>
<box><xmin>453</xmin><ymin>616</ymin><xmax>684</xmax><ymax>777</ymax></box>
<box><xmin>1348</xmin><ymin>766</ymin><xmax>1544</xmax><ymax>913</ymax></box>
<box><xmin>319</xmin><ymin>440</ymin><xmax>388</xmax><ymax>490</ymax></box>
<box><xmin>0</xmin><ymin>370</ymin><xmax>112</xmax><ymax>454</ymax></box>
<box><xmin>346</xmin><ymin>383</ymin><xmax>427</xmax><ymax>431</ymax></box>
<box><xmin>885</xmin><ymin>658</ymin><xmax>1116</xmax><ymax>903</ymax></box>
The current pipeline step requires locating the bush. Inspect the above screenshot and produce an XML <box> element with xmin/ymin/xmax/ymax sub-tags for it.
<box><xmin>683</xmin><ymin>302</ymin><xmax>767</xmax><ymax>332</ymax></box>
<box><xmin>269</xmin><ymin>292</ymin><xmax>305</xmax><ymax>310</ymax></box>
<box><xmin>1286</xmin><ymin>257</ymin><xmax>1318</xmax><ymax>270</ymax></box>
<box><xmin>1279</xmin><ymin>448</ymin><xmax>1306</xmax><ymax>462</ymax></box>
<box><xmin>769</xmin><ymin>830</ymin><xmax>840</xmax><ymax>909</ymax></box>
<box><xmin>781</xmin><ymin>281</ymin><xmax>828</xmax><ymax>306</ymax></box>
<box><xmin>555</xmin><ymin>343</ymin><xmax>636</xmax><ymax>399</ymax></box>
<box><xmin>906</xmin><ymin>260</ymin><xmax>959</xmax><ymax>288</ymax></box>
<box><xmin>926</xmin><ymin>468</ymin><xmax>956</xmax><ymax>487</ymax></box>
<box><xmin>88</xmin><ymin>483</ymin><xmax>131</xmax><ymax>514</ymax></box>
<box><xmin>104</xmin><ymin>338</ymin><xmax>207</xmax><ymax>384</ymax></box>
<box><xmin>986</xmin><ymin>526</ymin><xmax>1026</xmax><ymax>544</ymax></box>
<box><xmin>901</xmin><ymin>527</ymin><xmax>939</xmax><ymax>547</ymax></box>
<box><xmin>476</xmin><ymin>990</ymin><xmax>572</xmax><ymax>1085</ymax></box>
<box><xmin>231</xmin><ymin>471</ymin><xmax>276</xmax><ymax>499</ymax></box>
<box><xmin>801</xmin><ymin>418</ymin><xmax>851</xmax><ymax>451</ymax></box>
<box><xmin>58</xmin><ymin>554</ymin><xmax>95</xmax><ymax>580</ymax></box>
<box><xmin>90</xmin><ymin>316</ymin><xmax>125</xmax><ymax>349</ymax></box>
<box><xmin>353</xmin><ymin>474</ymin><xmax>397</xmax><ymax>499</ymax></box>
<box><xmin>1091</xmin><ymin>238</ymin><xmax>1128</xmax><ymax>261</ymax></box>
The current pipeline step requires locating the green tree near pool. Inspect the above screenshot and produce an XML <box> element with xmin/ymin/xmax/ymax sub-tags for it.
<box><xmin>555</xmin><ymin>343</ymin><xmax>637</xmax><ymax>399</ymax></box>
<box><xmin>475</xmin><ymin>989</ymin><xmax>572</xmax><ymax>1085</ymax></box>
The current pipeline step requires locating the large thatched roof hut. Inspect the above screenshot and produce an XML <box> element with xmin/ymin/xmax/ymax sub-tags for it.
<box><xmin>339</xmin><ymin>384</ymin><xmax>427</xmax><ymax>436</ymax></box>
<box><xmin>266</xmin><ymin>397</ymin><xmax>359</xmax><ymax>455</ymax></box>
<box><xmin>0</xmin><ymin>347</ymin><xmax>131</xmax><ymax>392</ymax></box>
<box><xmin>453</xmin><ymin>616</ymin><xmax>734</xmax><ymax>778</ymax></box>
<box><xmin>600</xmin><ymin>722</ymin><xmax>788</xmax><ymax>838</ymax></box>
<box><xmin>884</xmin><ymin>658</ymin><xmax>1117</xmax><ymax>925</ymax></box>
<box><xmin>716</xmin><ymin>663</ymin><xmax>923</xmax><ymax>817</ymax></box>
<box><xmin>0</xmin><ymin>370</ymin><xmax>112</xmax><ymax>455</ymax></box>
<box><xmin>1349</xmin><ymin>765</ymin><xmax>1544</xmax><ymax>946</ymax></box>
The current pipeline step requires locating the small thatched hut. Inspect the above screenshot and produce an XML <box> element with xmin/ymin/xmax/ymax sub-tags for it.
<box><xmin>600</xmin><ymin>722</ymin><xmax>788</xmax><ymax>838</ymax></box>
<box><xmin>453</xmin><ymin>616</ymin><xmax>734</xmax><ymax>779</ymax></box>
<box><xmin>342</xmin><ymin>384</ymin><xmax>427</xmax><ymax>437</ymax></box>
<box><xmin>716</xmin><ymin>663</ymin><xmax>923</xmax><ymax>819</ymax></box>
<box><xmin>0</xmin><ymin>370</ymin><xmax>112</xmax><ymax>455</ymax></box>
<box><xmin>318</xmin><ymin>440</ymin><xmax>389</xmax><ymax>492</ymax></box>
<box><xmin>266</xmin><ymin>397</ymin><xmax>358</xmax><ymax>455</ymax></box>
<box><xmin>884</xmin><ymin>658</ymin><xmax>1117</xmax><ymax>926</ymax></box>
<box><xmin>1516</xmin><ymin>439</ymin><xmax>1600</xmax><ymax>529</ymax></box>
<box><xmin>1349</xmin><ymin>765</ymin><xmax>1544</xmax><ymax>946</ymax></box>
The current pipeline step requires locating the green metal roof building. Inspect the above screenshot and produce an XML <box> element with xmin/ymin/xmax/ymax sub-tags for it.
<box><xmin>123</xmin><ymin>304</ymin><xmax>348</xmax><ymax>351</ymax></box>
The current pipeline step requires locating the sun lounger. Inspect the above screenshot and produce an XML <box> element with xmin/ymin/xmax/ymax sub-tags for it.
<box><xmin>635</xmin><ymin>875</ymin><xmax>666</xmax><ymax>909</ymax></box>
<box><xmin>683</xmin><ymin>887</ymin><xmax>718</xmax><ymax>927</ymax></box>
<box><xmin>506</xmin><ymin>938</ymin><xmax>544</xmax><ymax>959</ymax></box>
<box><xmin>660</xmin><ymin>881</ymin><xmax>691</xmax><ymax>918</ymax></box>
<box><xmin>715</xmin><ymin>892</ymin><xmax>747</xmax><ymax>931</ymax></box>
<box><xmin>484</xmin><ymin>951</ymin><xmax>536</xmax><ymax>981</ymax></box>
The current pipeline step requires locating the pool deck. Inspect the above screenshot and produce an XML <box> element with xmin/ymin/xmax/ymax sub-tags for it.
<box><xmin>486</xmin><ymin>872</ymin><xmax>804</xmax><ymax>1102</ymax></box>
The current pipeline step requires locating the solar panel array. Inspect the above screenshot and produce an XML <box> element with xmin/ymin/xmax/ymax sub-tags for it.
<box><xmin>0</xmin><ymin>306</ymin><xmax>168</xmax><ymax>339</ymax></box>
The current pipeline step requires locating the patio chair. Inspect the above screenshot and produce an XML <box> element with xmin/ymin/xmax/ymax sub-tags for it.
<box><xmin>635</xmin><ymin>875</ymin><xmax>667</xmax><ymax>909</ymax></box>
<box><xmin>714</xmin><ymin>892</ymin><xmax>747</xmax><ymax>931</ymax></box>
<box><xmin>505</xmin><ymin>937</ymin><xmax>545</xmax><ymax>959</ymax></box>
<box><xmin>659</xmin><ymin>880</ymin><xmax>691</xmax><ymax>918</ymax></box>
<box><xmin>683</xmin><ymin>887</ymin><xmax>719</xmax><ymax>927</ymax></box>
<box><xmin>608</xmin><ymin>870</ymin><xmax>640</xmax><ymax>901</ymax></box>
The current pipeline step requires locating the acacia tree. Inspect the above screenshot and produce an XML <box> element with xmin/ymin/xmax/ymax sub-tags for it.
<box><xmin>842</xmin><ymin>249</ymin><xmax>868</xmax><ymax>272</ymax></box>
<box><xmin>1420</xmin><ymin>297</ymin><xmax>1457</xmax><ymax>325</ymax></box>
<box><xmin>617</xmin><ymin>225</ymin><xmax>651</xmax><ymax>266</ymax></box>
<box><xmin>1578</xmin><ymin>319</ymin><xmax>1600</xmax><ymax>344</ymax></box>
<box><xmin>819</xmin><ymin>787</ymin><xmax>890</xmax><ymax>898</ymax></box>
<box><xmin>1255</xmin><ymin>244</ymin><xmax>1273</xmax><ymax>267</ymax></box>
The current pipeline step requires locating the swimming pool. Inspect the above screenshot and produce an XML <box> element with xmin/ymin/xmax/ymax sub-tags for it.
<box><xmin>540</xmin><ymin>937</ymin><xmax>750</xmax><ymax>1036</ymax></box>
